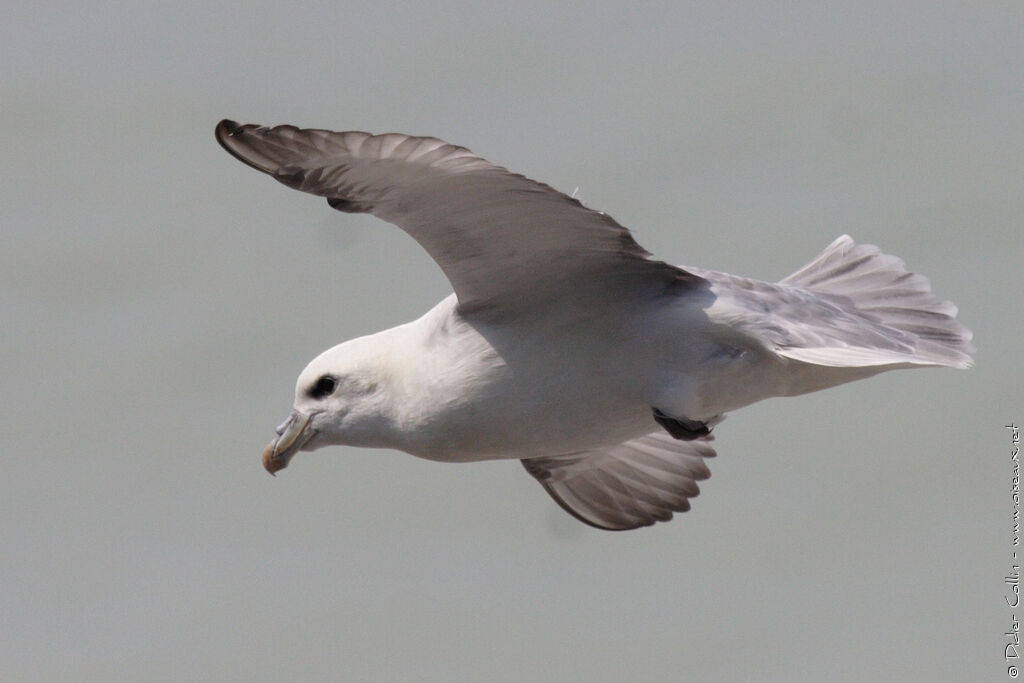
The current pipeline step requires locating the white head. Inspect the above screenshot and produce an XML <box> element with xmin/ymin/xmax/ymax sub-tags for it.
<box><xmin>261</xmin><ymin>333</ymin><xmax>399</xmax><ymax>474</ymax></box>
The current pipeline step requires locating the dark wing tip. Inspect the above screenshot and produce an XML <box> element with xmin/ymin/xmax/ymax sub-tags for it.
<box><xmin>544</xmin><ymin>483</ymin><xmax>657</xmax><ymax>531</ymax></box>
<box><xmin>215</xmin><ymin>119</ymin><xmax>280</xmax><ymax>175</ymax></box>
<box><xmin>214</xmin><ymin>118</ymin><xmax>243</xmax><ymax>154</ymax></box>
<box><xmin>215</xmin><ymin>118</ymin><xmax>240</xmax><ymax>138</ymax></box>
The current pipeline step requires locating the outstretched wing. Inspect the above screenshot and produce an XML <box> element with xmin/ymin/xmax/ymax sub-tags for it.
<box><xmin>522</xmin><ymin>432</ymin><xmax>716</xmax><ymax>530</ymax></box>
<box><xmin>216</xmin><ymin>120</ymin><xmax>700</xmax><ymax>314</ymax></box>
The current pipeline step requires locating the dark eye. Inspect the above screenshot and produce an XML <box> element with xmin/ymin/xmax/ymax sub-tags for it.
<box><xmin>308</xmin><ymin>375</ymin><xmax>338</xmax><ymax>399</ymax></box>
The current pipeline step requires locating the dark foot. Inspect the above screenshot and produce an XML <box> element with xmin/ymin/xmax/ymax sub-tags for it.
<box><xmin>652</xmin><ymin>408</ymin><xmax>711</xmax><ymax>441</ymax></box>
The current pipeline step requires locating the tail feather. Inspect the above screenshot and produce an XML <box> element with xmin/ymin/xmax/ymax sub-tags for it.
<box><xmin>780</xmin><ymin>235</ymin><xmax>974</xmax><ymax>369</ymax></box>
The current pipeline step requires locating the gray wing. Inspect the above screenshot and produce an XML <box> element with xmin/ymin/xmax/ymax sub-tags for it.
<box><xmin>216</xmin><ymin>120</ymin><xmax>701</xmax><ymax>314</ymax></box>
<box><xmin>522</xmin><ymin>432</ymin><xmax>716</xmax><ymax>531</ymax></box>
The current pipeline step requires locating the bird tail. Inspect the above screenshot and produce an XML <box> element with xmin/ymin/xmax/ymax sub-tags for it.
<box><xmin>777</xmin><ymin>235</ymin><xmax>974</xmax><ymax>369</ymax></box>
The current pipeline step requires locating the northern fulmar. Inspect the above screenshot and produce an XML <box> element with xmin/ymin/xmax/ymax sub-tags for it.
<box><xmin>216</xmin><ymin>120</ymin><xmax>973</xmax><ymax>530</ymax></box>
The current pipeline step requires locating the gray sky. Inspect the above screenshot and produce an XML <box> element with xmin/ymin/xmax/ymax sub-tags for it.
<box><xmin>3</xmin><ymin>2</ymin><xmax>1020</xmax><ymax>680</ymax></box>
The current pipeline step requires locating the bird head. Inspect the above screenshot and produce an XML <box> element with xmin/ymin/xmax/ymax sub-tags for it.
<box><xmin>261</xmin><ymin>335</ymin><xmax>393</xmax><ymax>474</ymax></box>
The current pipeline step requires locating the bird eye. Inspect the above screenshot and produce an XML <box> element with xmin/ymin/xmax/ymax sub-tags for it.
<box><xmin>309</xmin><ymin>375</ymin><xmax>338</xmax><ymax>399</ymax></box>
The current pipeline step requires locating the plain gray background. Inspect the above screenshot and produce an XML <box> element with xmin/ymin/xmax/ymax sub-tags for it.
<box><xmin>4</xmin><ymin>2</ymin><xmax>1020</xmax><ymax>680</ymax></box>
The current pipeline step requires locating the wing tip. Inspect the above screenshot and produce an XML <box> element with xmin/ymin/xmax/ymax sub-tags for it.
<box><xmin>214</xmin><ymin>118</ymin><xmax>242</xmax><ymax>153</ymax></box>
<box><xmin>540</xmin><ymin>482</ymin><xmax>651</xmax><ymax>531</ymax></box>
<box><xmin>215</xmin><ymin>119</ymin><xmax>279</xmax><ymax>174</ymax></box>
<box><xmin>215</xmin><ymin>117</ymin><xmax>239</xmax><ymax>136</ymax></box>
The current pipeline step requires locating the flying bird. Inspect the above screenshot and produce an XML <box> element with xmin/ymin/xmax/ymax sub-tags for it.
<box><xmin>216</xmin><ymin>120</ymin><xmax>973</xmax><ymax>530</ymax></box>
